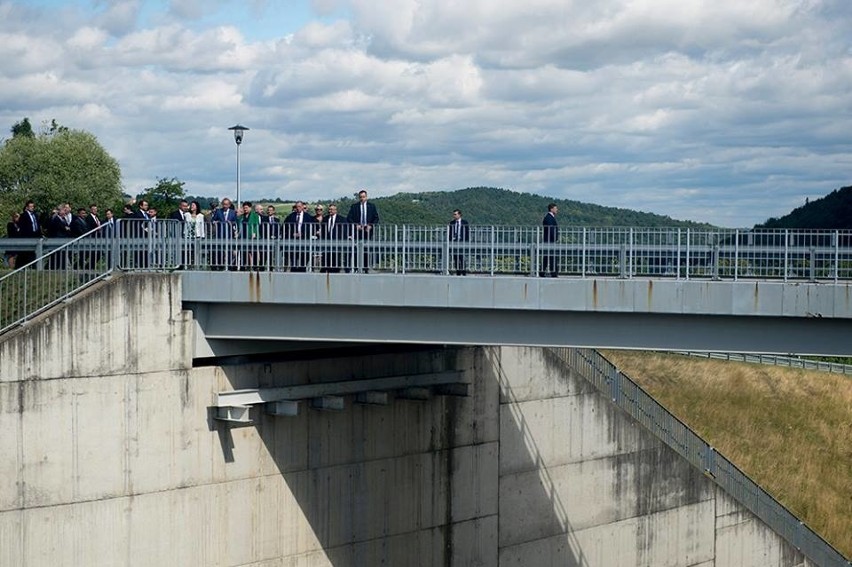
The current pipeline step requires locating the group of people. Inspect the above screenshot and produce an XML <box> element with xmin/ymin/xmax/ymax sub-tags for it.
<box><xmin>5</xmin><ymin>200</ymin><xmax>117</xmax><ymax>268</ymax></box>
<box><xmin>4</xmin><ymin>190</ymin><xmax>561</xmax><ymax>276</ymax></box>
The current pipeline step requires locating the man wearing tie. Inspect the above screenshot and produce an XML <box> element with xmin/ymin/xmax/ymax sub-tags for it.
<box><xmin>448</xmin><ymin>209</ymin><xmax>470</xmax><ymax>275</ymax></box>
<box><xmin>284</xmin><ymin>201</ymin><xmax>315</xmax><ymax>272</ymax></box>
<box><xmin>16</xmin><ymin>200</ymin><xmax>41</xmax><ymax>267</ymax></box>
<box><xmin>346</xmin><ymin>189</ymin><xmax>379</xmax><ymax>273</ymax></box>
<box><xmin>541</xmin><ymin>203</ymin><xmax>559</xmax><ymax>277</ymax></box>
<box><xmin>322</xmin><ymin>203</ymin><xmax>348</xmax><ymax>273</ymax></box>
<box><xmin>211</xmin><ymin>198</ymin><xmax>237</xmax><ymax>269</ymax></box>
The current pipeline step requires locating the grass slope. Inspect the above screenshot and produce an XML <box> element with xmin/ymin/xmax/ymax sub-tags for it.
<box><xmin>602</xmin><ymin>350</ymin><xmax>852</xmax><ymax>558</ymax></box>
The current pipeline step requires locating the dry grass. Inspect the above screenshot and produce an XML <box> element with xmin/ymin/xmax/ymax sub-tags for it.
<box><xmin>601</xmin><ymin>350</ymin><xmax>852</xmax><ymax>559</ymax></box>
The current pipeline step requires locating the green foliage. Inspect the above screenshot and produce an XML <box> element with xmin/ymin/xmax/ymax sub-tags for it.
<box><xmin>0</xmin><ymin>119</ymin><xmax>123</xmax><ymax>236</ymax></box>
<box><xmin>10</xmin><ymin>118</ymin><xmax>34</xmax><ymax>139</ymax></box>
<box><xmin>757</xmin><ymin>185</ymin><xmax>852</xmax><ymax>229</ymax></box>
<box><xmin>327</xmin><ymin>187</ymin><xmax>716</xmax><ymax>227</ymax></box>
<box><xmin>137</xmin><ymin>177</ymin><xmax>186</xmax><ymax>218</ymax></box>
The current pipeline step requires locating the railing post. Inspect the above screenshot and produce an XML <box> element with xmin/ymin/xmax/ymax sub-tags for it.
<box><xmin>834</xmin><ymin>230</ymin><xmax>839</xmax><ymax>282</ymax></box>
<box><xmin>36</xmin><ymin>239</ymin><xmax>44</xmax><ymax>271</ymax></box>
<box><xmin>685</xmin><ymin>229</ymin><xmax>690</xmax><ymax>280</ymax></box>
<box><xmin>784</xmin><ymin>229</ymin><xmax>789</xmax><ymax>281</ymax></box>
<box><xmin>443</xmin><ymin>227</ymin><xmax>451</xmax><ymax>275</ymax></box>
<box><xmin>809</xmin><ymin>248</ymin><xmax>816</xmax><ymax>282</ymax></box>
<box><xmin>581</xmin><ymin>227</ymin><xmax>587</xmax><ymax>277</ymax></box>
<box><xmin>619</xmin><ymin>244</ymin><xmax>627</xmax><ymax>278</ymax></box>
<box><xmin>734</xmin><ymin>229</ymin><xmax>739</xmax><ymax>281</ymax></box>
<box><xmin>490</xmin><ymin>226</ymin><xmax>495</xmax><ymax>276</ymax></box>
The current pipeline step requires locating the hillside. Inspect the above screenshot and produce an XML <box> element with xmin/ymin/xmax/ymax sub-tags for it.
<box><xmin>758</xmin><ymin>185</ymin><xmax>852</xmax><ymax>229</ymax></box>
<box><xmin>324</xmin><ymin>187</ymin><xmax>714</xmax><ymax>227</ymax></box>
<box><xmin>602</xmin><ymin>350</ymin><xmax>852</xmax><ymax>559</ymax></box>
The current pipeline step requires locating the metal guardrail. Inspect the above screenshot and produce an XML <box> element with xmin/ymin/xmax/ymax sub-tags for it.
<box><xmin>550</xmin><ymin>347</ymin><xmax>850</xmax><ymax>567</ymax></box>
<box><xmin>2</xmin><ymin>222</ymin><xmax>852</xmax><ymax>280</ymax></box>
<box><xmin>668</xmin><ymin>352</ymin><xmax>852</xmax><ymax>376</ymax></box>
<box><xmin>0</xmin><ymin>223</ymin><xmax>115</xmax><ymax>334</ymax></box>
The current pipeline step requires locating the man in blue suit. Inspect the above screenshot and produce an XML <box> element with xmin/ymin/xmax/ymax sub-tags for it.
<box><xmin>541</xmin><ymin>203</ymin><xmax>559</xmax><ymax>277</ymax></box>
<box><xmin>211</xmin><ymin>198</ymin><xmax>238</xmax><ymax>269</ymax></box>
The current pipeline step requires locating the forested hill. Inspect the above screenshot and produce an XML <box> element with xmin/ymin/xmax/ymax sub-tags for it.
<box><xmin>332</xmin><ymin>187</ymin><xmax>714</xmax><ymax>228</ymax></box>
<box><xmin>758</xmin><ymin>185</ymin><xmax>852</xmax><ymax>229</ymax></box>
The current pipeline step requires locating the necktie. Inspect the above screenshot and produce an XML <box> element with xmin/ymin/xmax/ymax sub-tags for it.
<box><xmin>31</xmin><ymin>212</ymin><xmax>38</xmax><ymax>231</ymax></box>
<box><xmin>361</xmin><ymin>204</ymin><xmax>367</xmax><ymax>225</ymax></box>
<box><xmin>455</xmin><ymin>221</ymin><xmax>460</xmax><ymax>239</ymax></box>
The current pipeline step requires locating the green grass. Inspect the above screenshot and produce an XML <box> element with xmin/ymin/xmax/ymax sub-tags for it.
<box><xmin>602</xmin><ymin>350</ymin><xmax>852</xmax><ymax>559</ymax></box>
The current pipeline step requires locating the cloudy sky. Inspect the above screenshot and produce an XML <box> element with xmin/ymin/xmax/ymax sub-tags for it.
<box><xmin>1</xmin><ymin>0</ymin><xmax>850</xmax><ymax>227</ymax></box>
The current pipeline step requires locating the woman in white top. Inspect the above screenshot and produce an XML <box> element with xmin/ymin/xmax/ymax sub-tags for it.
<box><xmin>187</xmin><ymin>201</ymin><xmax>205</xmax><ymax>238</ymax></box>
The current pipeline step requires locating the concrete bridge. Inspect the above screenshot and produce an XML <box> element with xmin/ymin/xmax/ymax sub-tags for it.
<box><xmin>1</xmin><ymin>226</ymin><xmax>850</xmax><ymax>566</ymax></box>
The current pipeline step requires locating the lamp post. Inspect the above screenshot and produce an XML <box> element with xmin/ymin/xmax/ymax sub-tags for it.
<box><xmin>228</xmin><ymin>124</ymin><xmax>249</xmax><ymax>209</ymax></box>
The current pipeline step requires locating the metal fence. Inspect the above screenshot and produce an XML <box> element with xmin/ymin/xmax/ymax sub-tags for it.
<box><xmin>4</xmin><ymin>222</ymin><xmax>852</xmax><ymax>280</ymax></box>
<box><xmin>667</xmin><ymin>351</ymin><xmax>852</xmax><ymax>376</ymax></box>
<box><xmin>550</xmin><ymin>347</ymin><xmax>850</xmax><ymax>567</ymax></box>
<box><xmin>0</xmin><ymin>224</ymin><xmax>115</xmax><ymax>334</ymax></box>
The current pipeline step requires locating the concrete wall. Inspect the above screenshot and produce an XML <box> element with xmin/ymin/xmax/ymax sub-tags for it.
<box><xmin>0</xmin><ymin>273</ymin><xmax>823</xmax><ymax>566</ymax></box>
<box><xmin>493</xmin><ymin>346</ymin><xmax>816</xmax><ymax>567</ymax></box>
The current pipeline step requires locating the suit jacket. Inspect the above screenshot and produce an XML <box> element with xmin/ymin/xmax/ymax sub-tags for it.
<box><xmin>85</xmin><ymin>213</ymin><xmax>102</xmax><ymax>236</ymax></box>
<box><xmin>448</xmin><ymin>218</ymin><xmax>470</xmax><ymax>242</ymax></box>
<box><xmin>542</xmin><ymin>212</ymin><xmax>559</xmax><ymax>243</ymax></box>
<box><xmin>71</xmin><ymin>216</ymin><xmax>89</xmax><ymax>237</ymax></box>
<box><xmin>168</xmin><ymin>210</ymin><xmax>186</xmax><ymax>222</ymax></box>
<box><xmin>283</xmin><ymin>211</ymin><xmax>315</xmax><ymax>239</ymax></box>
<box><xmin>17</xmin><ymin>210</ymin><xmax>41</xmax><ymax>238</ymax></box>
<box><xmin>211</xmin><ymin>208</ymin><xmax>237</xmax><ymax>238</ymax></box>
<box><xmin>347</xmin><ymin>202</ymin><xmax>379</xmax><ymax>226</ymax></box>
<box><xmin>323</xmin><ymin>214</ymin><xmax>349</xmax><ymax>239</ymax></box>
<box><xmin>48</xmin><ymin>214</ymin><xmax>72</xmax><ymax>238</ymax></box>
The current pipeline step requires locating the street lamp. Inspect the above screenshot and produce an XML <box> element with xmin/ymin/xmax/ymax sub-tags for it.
<box><xmin>228</xmin><ymin>124</ymin><xmax>249</xmax><ymax>209</ymax></box>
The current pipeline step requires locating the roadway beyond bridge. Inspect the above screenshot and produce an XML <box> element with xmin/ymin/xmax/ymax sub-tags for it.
<box><xmin>183</xmin><ymin>271</ymin><xmax>852</xmax><ymax>359</ymax></box>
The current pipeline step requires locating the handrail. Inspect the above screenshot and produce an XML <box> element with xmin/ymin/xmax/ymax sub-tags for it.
<box><xmin>666</xmin><ymin>351</ymin><xmax>852</xmax><ymax>376</ymax></box>
<box><xmin>0</xmin><ymin>223</ymin><xmax>115</xmax><ymax>334</ymax></box>
<box><xmin>549</xmin><ymin>347</ymin><xmax>850</xmax><ymax>567</ymax></box>
<box><xmin>4</xmin><ymin>222</ymin><xmax>851</xmax><ymax>280</ymax></box>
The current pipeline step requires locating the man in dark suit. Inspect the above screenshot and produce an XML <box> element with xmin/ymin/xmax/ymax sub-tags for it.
<box><xmin>284</xmin><ymin>201</ymin><xmax>315</xmax><ymax>272</ymax></box>
<box><xmin>448</xmin><ymin>209</ymin><xmax>470</xmax><ymax>275</ymax></box>
<box><xmin>346</xmin><ymin>189</ymin><xmax>379</xmax><ymax>272</ymax></box>
<box><xmin>322</xmin><ymin>203</ymin><xmax>348</xmax><ymax>273</ymax></box>
<box><xmin>16</xmin><ymin>200</ymin><xmax>41</xmax><ymax>266</ymax></box>
<box><xmin>211</xmin><ymin>198</ymin><xmax>237</xmax><ymax>269</ymax></box>
<box><xmin>169</xmin><ymin>200</ymin><xmax>189</xmax><ymax>223</ymax></box>
<box><xmin>85</xmin><ymin>204</ymin><xmax>102</xmax><ymax>233</ymax></box>
<box><xmin>47</xmin><ymin>203</ymin><xmax>73</xmax><ymax>269</ymax></box>
<box><xmin>541</xmin><ymin>203</ymin><xmax>559</xmax><ymax>277</ymax></box>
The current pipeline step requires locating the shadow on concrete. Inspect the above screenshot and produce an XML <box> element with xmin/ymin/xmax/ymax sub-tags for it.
<box><xmin>212</xmin><ymin>344</ymin><xmax>711</xmax><ymax>565</ymax></box>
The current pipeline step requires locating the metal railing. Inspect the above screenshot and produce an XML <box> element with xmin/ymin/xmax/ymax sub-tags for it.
<box><xmin>550</xmin><ymin>347</ymin><xmax>850</xmax><ymax>567</ymax></box>
<box><xmin>0</xmin><ymin>223</ymin><xmax>115</xmax><ymax>334</ymax></box>
<box><xmin>3</xmin><ymin>221</ymin><xmax>852</xmax><ymax>336</ymax></box>
<box><xmin>667</xmin><ymin>352</ymin><xmax>852</xmax><ymax>376</ymax></box>
<box><xmin>4</xmin><ymin>222</ymin><xmax>852</xmax><ymax>280</ymax></box>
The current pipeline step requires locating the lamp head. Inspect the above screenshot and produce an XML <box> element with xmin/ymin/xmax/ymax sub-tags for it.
<box><xmin>228</xmin><ymin>124</ymin><xmax>249</xmax><ymax>145</ymax></box>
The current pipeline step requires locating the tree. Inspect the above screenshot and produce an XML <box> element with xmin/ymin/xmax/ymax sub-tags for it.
<box><xmin>11</xmin><ymin>117</ymin><xmax>34</xmax><ymax>139</ymax></box>
<box><xmin>137</xmin><ymin>177</ymin><xmax>186</xmax><ymax>217</ymax></box>
<box><xmin>0</xmin><ymin>119</ymin><xmax>123</xmax><ymax>236</ymax></box>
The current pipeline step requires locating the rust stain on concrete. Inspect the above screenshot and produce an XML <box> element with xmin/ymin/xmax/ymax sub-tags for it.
<box><xmin>249</xmin><ymin>272</ymin><xmax>261</xmax><ymax>303</ymax></box>
<box><xmin>592</xmin><ymin>280</ymin><xmax>598</xmax><ymax>309</ymax></box>
<box><xmin>647</xmin><ymin>280</ymin><xmax>653</xmax><ymax>310</ymax></box>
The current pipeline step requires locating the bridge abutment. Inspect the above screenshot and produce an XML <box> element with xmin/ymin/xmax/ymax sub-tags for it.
<box><xmin>0</xmin><ymin>273</ymin><xmax>823</xmax><ymax>566</ymax></box>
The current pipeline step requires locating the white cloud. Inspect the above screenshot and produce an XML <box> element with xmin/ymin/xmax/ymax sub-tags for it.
<box><xmin>0</xmin><ymin>0</ymin><xmax>849</xmax><ymax>226</ymax></box>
